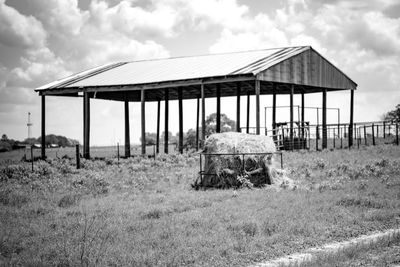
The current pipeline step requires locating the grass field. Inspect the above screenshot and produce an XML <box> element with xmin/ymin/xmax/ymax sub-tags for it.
<box><xmin>0</xmin><ymin>144</ymin><xmax>178</xmax><ymax>163</ymax></box>
<box><xmin>1</xmin><ymin>145</ymin><xmax>400</xmax><ymax>266</ymax></box>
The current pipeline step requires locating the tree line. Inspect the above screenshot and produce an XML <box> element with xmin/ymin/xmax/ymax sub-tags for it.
<box><xmin>141</xmin><ymin>112</ymin><xmax>236</xmax><ymax>149</ymax></box>
<box><xmin>0</xmin><ymin>134</ymin><xmax>79</xmax><ymax>152</ymax></box>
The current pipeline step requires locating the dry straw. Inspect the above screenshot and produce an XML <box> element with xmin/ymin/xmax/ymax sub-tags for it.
<box><xmin>201</xmin><ymin>132</ymin><xmax>277</xmax><ymax>188</ymax></box>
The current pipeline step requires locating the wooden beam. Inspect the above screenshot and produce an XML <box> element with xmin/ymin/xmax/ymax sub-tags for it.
<box><xmin>236</xmin><ymin>82</ymin><xmax>241</xmax><ymax>132</ymax></box>
<box><xmin>322</xmin><ymin>89</ymin><xmax>327</xmax><ymax>149</ymax></box>
<box><xmin>246</xmin><ymin>91</ymin><xmax>250</xmax><ymax>133</ymax></box>
<box><xmin>349</xmin><ymin>89</ymin><xmax>354</xmax><ymax>147</ymax></box>
<box><xmin>196</xmin><ymin>96</ymin><xmax>200</xmax><ymax>150</ymax></box>
<box><xmin>141</xmin><ymin>89</ymin><xmax>146</xmax><ymax>155</ymax></box>
<box><xmin>255</xmin><ymin>80</ymin><xmax>260</xmax><ymax>135</ymax></box>
<box><xmin>272</xmin><ymin>84</ymin><xmax>276</xmax><ymax>139</ymax></box>
<box><xmin>124</xmin><ymin>99</ymin><xmax>131</xmax><ymax>157</ymax></box>
<box><xmin>156</xmin><ymin>99</ymin><xmax>160</xmax><ymax>154</ymax></box>
<box><xmin>41</xmin><ymin>95</ymin><xmax>46</xmax><ymax>159</ymax></box>
<box><xmin>83</xmin><ymin>92</ymin><xmax>90</xmax><ymax>159</ymax></box>
<box><xmin>290</xmin><ymin>85</ymin><xmax>294</xmax><ymax>150</ymax></box>
<box><xmin>201</xmin><ymin>84</ymin><xmax>206</xmax><ymax>148</ymax></box>
<box><xmin>216</xmin><ymin>84</ymin><xmax>221</xmax><ymax>133</ymax></box>
<box><xmin>164</xmin><ymin>88</ymin><xmax>169</xmax><ymax>154</ymax></box>
<box><xmin>178</xmin><ymin>88</ymin><xmax>183</xmax><ymax>153</ymax></box>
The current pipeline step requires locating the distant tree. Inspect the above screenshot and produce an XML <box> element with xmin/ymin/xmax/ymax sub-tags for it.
<box><xmin>382</xmin><ymin>104</ymin><xmax>400</xmax><ymax>122</ymax></box>
<box><xmin>183</xmin><ymin>129</ymin><xmax>197</xmax><ymax>149</ymax></box>
<box><xmin>1</xmin><ymin>134</ymin><xmax>8</xmax><ymax>141</ymax></box>
<box><xmin>37</xmin><ymin>134</ymin><xmax>79</xmax><ymax>147</ymax></box>
<box><xmin>205</xmin><ymin>113</ymin><xmax>236</xmax><ymax>136</ymax></box>
<box><xmin>0</xmin><ymin>141</ymin><xmax>12</xmax><ymax>152</ymax></box>
<box><xmin>24</xmin><ymin>138</ymin><xmax>37</xmax><ymax>145</ymax></box>
<box><xmin>161</xmin><ymin>131</ymin><xmax>177</xmax><ymax>144</ymax></box>
<box><xmin>140</xmin><ymin>132</ymin><xmax>157</xmax><ymax>145</ymax></box>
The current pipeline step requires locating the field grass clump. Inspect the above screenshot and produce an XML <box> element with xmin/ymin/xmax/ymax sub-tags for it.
<box><xmin>0</xmin><ymin>147</ymin><xmax>399</xmax><ymax>266</ymax></box>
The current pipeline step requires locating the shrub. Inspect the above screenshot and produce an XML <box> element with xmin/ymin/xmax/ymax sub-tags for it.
<box><xmin>0</xmin><ymin>188</ymin><xmax>30</xmax><ymax>207</ymax></box>
<box><xmin>58</xmin><ymin>193</ymin><xmax>80</xmax><ymax>208</ymax></box>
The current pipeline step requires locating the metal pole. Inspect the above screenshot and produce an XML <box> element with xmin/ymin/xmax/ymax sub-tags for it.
<box><xmin>117</xmin><ymin>142</ymin><xmax>120</xmax><ymax>165</ymax></box>
<box><xmin>196</xmin><ymin>97</ymin><xmax>200</xmax><ymax>150</ymax></box>
<box><xmin>75</xmin><ymin>144</ymin><xmax>80</xmax><ymax>169</ymax></box>
<box><xmin>156</xmin><ymin>100</ymin><xmax>160</xmax><ymax>154</ymax></box>
<box><xmin>141</xmin><ymin>89</ymin><xmax>146</xmax><ymax>155</ymax></box>
<box><xmin>372</xmin><ymin>124</ymin><xmax>375</xmax><ymax>146</ymax></box>
<box><xmin>364</xmin><ymin>125</ymin><xmax>367</xmax><ymax>145</ymax></box>
<box><xmin>383</xmin><ymin>121</ymin><xmax>386</xmax><ymax>139</ymax></box>
<box><xmin>349</xmin><ymin>89</ymin><xmax>354</xmax><ymax>148</ymax></box>
<box><xmin>41</xmin><ymin>95</ymin><xmax>46</xmax><ymax>159</ymax></box>
<box><xmin>255</xmin><ymin>80</ymin><xmax>261</xmax><ymax>135</ymax></box>
<box><xmin>201</xmin><ymin>84</ymin><xmax>206</xmax><ymax>148</ymax></box>
<box><xmin>216</xmin><ymin>84</ymin><xmax>221</xmax><ymax>133</ymax></box>
<box><xmin>31</xmin><ymin>145</ymin><xmax>34</xmax><ymax>171</ymax></box>
<box><xmin>124</xmin><ymin>99</ymin><xmax>131</xmax><ymax>158</ymax></box>
<box><xmin>290</xmin><ymin>85</ymin><xmax>294</xmax><ymax>150</ymax></box>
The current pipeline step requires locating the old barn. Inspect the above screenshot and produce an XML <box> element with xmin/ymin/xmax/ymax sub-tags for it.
<box><xmin>35</xmin><ymin>46</ymin><xmax>357</xmax><ymax>158</ymax></box>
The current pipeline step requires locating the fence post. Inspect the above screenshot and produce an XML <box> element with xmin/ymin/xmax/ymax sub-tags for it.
<box><xmin>75</xmin><ymin>144</ymin><xmax>80</xmax><ymax>169</ymax></box>
<box><xmin>316</xmin><ymin>125</ymin><xmax>319</xmax><ymax>151</ymax></box>
<box><xmin>364</xmin><ymin>125</ymin><xmax>367</xmax><ymax>145</ymax></box>
<box><xmin>396</xmin><ymin>123</ymin><xmax>399</xmax><ymax>146</ymax></box>
<box><xmin>340</xmin><ymin>127</ymin><xmax>343</xmax><ymax>149</ymax></box>
<box><xmin>383</xmin><ymin>122</ymin><xmax>386</xmax><ymax>139</ymax></box>
<box><xmin>31</xmin><ymin>145</ymin><xmax>34</xmax><ymax>171</ymax></box>
<box><xmin>333</xmin><ymin>127</ymin><xmax>336</xmax><ymax>149</ymax></box>
<box><xmin>117</xmin><ymin>142</ymin><xmax>120</xmax><ymax>166</ymax></box>
<box><xmin>372</xmin><ymin>124</ymin><xmax>375</xmax><ymax>146</ymax></box>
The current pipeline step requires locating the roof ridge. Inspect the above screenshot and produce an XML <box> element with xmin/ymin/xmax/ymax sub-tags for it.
<box><xmin>124</xmin><ymin>45</ymin><xmax>310</xmax><ymax>64</ymax></box>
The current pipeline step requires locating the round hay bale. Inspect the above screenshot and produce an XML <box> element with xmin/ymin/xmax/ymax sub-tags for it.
<box><xmin>201</xmin><ymin>132</ymin><xmax>276</xmax><ymax>188</ymax></box>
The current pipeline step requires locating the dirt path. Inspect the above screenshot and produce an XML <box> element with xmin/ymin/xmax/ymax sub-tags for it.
<box><xmin>251</xmin><ymin>228</ymin><xmax>400</xmax><ymax>267</ymax></box>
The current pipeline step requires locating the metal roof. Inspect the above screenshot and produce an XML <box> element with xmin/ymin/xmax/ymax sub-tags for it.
<box><xmin>37</xmin><ymin>46</ymin><xmax>308</xmax><ymax>90</ymax></box>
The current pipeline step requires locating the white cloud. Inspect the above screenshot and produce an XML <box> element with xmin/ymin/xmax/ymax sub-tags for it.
<box><xmin>0</xmin><ymin>0</ymin><xmax>46</xmax><ymax>48</ymax></box>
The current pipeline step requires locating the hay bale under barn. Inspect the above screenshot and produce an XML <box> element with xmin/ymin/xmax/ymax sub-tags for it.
<box><xmin>201</xmin><ymin>132</ymin><xmax>277</xmax><ymax>188</ymax></box>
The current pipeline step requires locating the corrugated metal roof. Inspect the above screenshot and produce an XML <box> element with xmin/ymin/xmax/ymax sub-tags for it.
<box><xmin>36</xmin><ymin>46</ymin><xmax>309</xmax><ymax>90</ymax></box>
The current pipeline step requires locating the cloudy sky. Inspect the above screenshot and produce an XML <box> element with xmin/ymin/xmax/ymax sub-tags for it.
<box><xmin>1</xmin><ymin>0</ymin><xmax>400</xmax><ymax>145</ymax></box>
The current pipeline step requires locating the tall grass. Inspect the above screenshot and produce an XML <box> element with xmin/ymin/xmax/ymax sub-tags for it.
<box><xmin>0</xmin><ymin>146</ymin><xmax>399</xmax><ymax>266</ymax></box>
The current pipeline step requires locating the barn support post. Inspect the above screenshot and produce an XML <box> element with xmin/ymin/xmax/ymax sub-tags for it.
<box><xmin>83</xmin><ymin>91</ymin><xmax>90</xmax><ymax>159</ymax></box>
<box><xmin>201</xmin><ymin>84</ymin><xmax>206</xmax><ymax>148</ymax></box>
<box><xmin>156</xmin><ymin>100</ymin><xmax>160</xmax><ymax>154</ymax></box>
<box><xmin>290</xmin><ymin>85</ymin><xmax>294</xmax><ymax>150</ymax></box>
<box><xmin>255</xmin><ymin>80</ymin><xmax>260</xmax><ymax>135</ymax></box>
<box><xmin>301</xmin><ymin>92</ymin><xmax>305</xmax><ymax>148</ymax></box>
<box><xmin>164</xmin><ymin>88</ymin><xmax>169</xmax><ymax>154</ymax></box>
<box><xmin>178</xmin><ymin>88</ymin><xmax>183</xmax><ymax>154</ymax></box>
<box><xmin>124</xmin><ymin>99</ymin><xmax>131</xmax><ymax>158</ymax></box>
<box><xmin>349</xmin><ymin>89</ymin><xmax>354</xmax><ymax>148</ymax></box>
<box><xmin>216</xmin><ymin>84</ymin><xmax>221</xmax><ymax>133</ymax></box>
<box><xmin>316</xmin><ymin>108</ymin><xmax>320</xmax><ymax>139</ymax></box>
<box><xmin>272</xmin><ymin>84</ymin><xmax>276</xmax><ymax>139</ymax></box>
<box><xmin>246</xmin><ymin>91</ymin><xmax>250</xmax><ymax>133</ymax></box>
<box><xmin>322</xmin><ymin>89</ymin><xmax>327</xmax><ymax>149</ymax></box>
<box><xmin>196</xmin><ymin>96</ymin><xmax>200</xmax><ymax>150</ymax></box>
<box><xmin>141</xmin><ymin>89</ymin><xmax>146</xmax><ymax>155</ymax></box>
<box><xmin>236</xmin><ymin>82</ymin><xmax>241</xmax><ymax>132</ymax></box>
<box><xmin>41</xmin><ymin>95</ymin><xmax>46</xmax><ymax>159</ymax></box>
